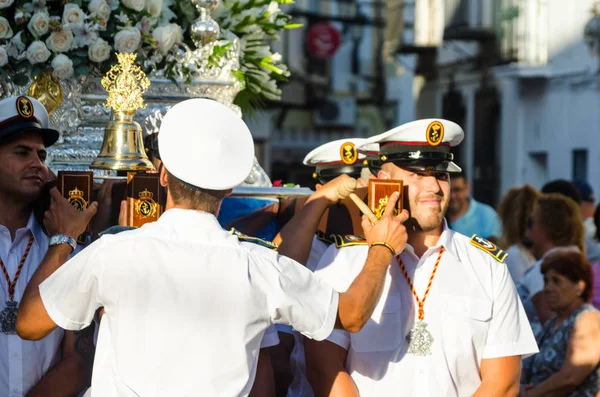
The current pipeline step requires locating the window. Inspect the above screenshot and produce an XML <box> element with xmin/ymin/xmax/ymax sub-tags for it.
<box><xmin>572</xmin><ymin>149</ymin><xmax>588</xmax><ymax>182</ymax></box>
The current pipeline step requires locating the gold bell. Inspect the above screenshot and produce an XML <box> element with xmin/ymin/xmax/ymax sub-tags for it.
<box><xmin>90</xmin><ymin>115</ymin><xmax>154</xmax><ymax>171</ymax></box>
<box><xmin>90</xmin><ymin>52</ymin><xmax>154</xmax><ymax>171</ymax></box>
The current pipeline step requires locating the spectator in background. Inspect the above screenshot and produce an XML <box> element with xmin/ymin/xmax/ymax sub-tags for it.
<box><xmin>447</xmin><ymin>169</ymin><xmax>501</xmax><ymax>239</ymax></box>
<box><xmin>497</xmin><ymin>185</ymin><xmax>540</xmax><ymax>283</ymax></box>
<box><xmin>573</xmin><ymin>180</ymin><xmax>600</xmax><ymax>264</ymax></box>
<box><xmin>541</xmin><ymin>179</ymin><xmax>581</xmax><ymax>205</ymax></box>
<box><xmin>517</xmin><ymin>194</ymin><xmax>585</xmax><ymax>337</ymax></box>
<box><xmin>520</xmin><ymin>250</ymin><xmax>600</xmax><ymax>397</ymax></box>
<box><xmin>592</xmin><ymin>205</ymin><xmax>600</xmax><ymax>311</ymax></box>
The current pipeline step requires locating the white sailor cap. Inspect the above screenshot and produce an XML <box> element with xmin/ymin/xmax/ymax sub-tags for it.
<box><xmin>158</xmin><ymin>99</ymin><xmax>255</xmax><ymax>190</ymax></box>
<box><xmin>303</xmin><ymin>138</ymin><xmax>369</xmax><ymax>183</ymax></box>
<box><xmin>358</xmin><ymin>119</ymin><xmax>464</xmax><ymax>173</ymax></box>
<box><xmin>0</xmin><ymin>96</ymin><xmax>59</xmax><ymax>147</ymax></box>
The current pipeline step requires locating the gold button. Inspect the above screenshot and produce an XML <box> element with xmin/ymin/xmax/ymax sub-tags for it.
<box><xmin>380</xmin><ymin>155</ymin><xmax>388</xmax><ymax>162</ymax></box>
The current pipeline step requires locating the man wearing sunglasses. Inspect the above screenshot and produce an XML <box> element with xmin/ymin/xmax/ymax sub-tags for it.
<box><xmin>305</xmin><ymin>119</ymin><xmax>538</xmax><ymax>397</ymax></box>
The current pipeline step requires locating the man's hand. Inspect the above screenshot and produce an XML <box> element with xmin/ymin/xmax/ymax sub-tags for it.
<box><xmin>310</xmin><ymin>174</ymin><xmax>356</xmax><ymax>205</ymax></box>
<box><xmin>118</xmin><ymin>200</ymin><xmax>128</xmax><ymax>226</ymax></box>
<box><xmin>44</xmin><ymin>188</ymin><xmax>98</xmax><ymax>240</ymax></box>
<box><xmin>362</xmin><ymin>192</ymin><xmax>408</xmax><ymax>254</ymax></box>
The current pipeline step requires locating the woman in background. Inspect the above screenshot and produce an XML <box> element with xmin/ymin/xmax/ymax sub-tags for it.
<box><xmin>497</xmin><ymin>184</ymin><xmax>540</xmax><ymax>283</ymax></box>
<box><xmin>521</xmin><ymin>250</ymin><xmax>600</xmax><ymax>396</ymax></box>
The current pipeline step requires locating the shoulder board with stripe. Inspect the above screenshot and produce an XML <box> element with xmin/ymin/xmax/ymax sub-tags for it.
<box><xmin>230</xmin><ymin>228</ymin><xmax>278</xmax><ymax>250</ymax></box>
<box><xmin>316</xmin><ymin>231</ymin><xmax>335</xmax><ymax>245</ymax></box>
<box><xmin>469</xmin><ymin>234</ymin><xmax>508</xmax><ymax>263</ymax></box>
<box><xmin>331</xmin><ymin>234</ymin><xmax>368</xmax><ymax>249</ymax></box>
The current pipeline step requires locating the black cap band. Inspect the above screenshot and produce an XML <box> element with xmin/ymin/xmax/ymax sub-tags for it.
<box><xmin>0</xmin><ymin>117</ymin><xmax>59</xmax><ymax>147</ymax></box>
<box><xmin>314</xmin><ymin>164</ymin><xmax>363</xmax><ymax>184</ymax></box>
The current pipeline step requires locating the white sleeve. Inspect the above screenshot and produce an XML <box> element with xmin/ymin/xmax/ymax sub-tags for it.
<box><xmin>248</xmin><ymin>247</ymin><xmax>338</xmax><ymax>342</ymax></box>
<box><xmin>482</xmin><ymin>261</ymin><xmax>539</xmax><ymax>359</ymax></box>
<box><xmin>39</xmin><ymin>239</ymin><xmax>107</xmax><ymax>331</ymax></box>
<box><xmin>260</xmin><ymin>325</ymin><xmax>280</xmax><ymax>348</ymax></box>
<box><xmin>311</xmin><ymin>244</ymin><xmax>368</xmax><ymax>350</ymax></box>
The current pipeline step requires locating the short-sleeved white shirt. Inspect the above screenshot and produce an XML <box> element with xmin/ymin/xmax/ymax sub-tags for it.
<box><xmin>312</xmin><ymin>226</ymin><xmax>538</xmax><ymax>397</ymax></box>
<box><xmin>39</xmin><ymin>209</ymin><xmax>338</xmax><ymax>397</ymax></box>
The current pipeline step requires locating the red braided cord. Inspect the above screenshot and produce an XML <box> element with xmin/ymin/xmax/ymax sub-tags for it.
<box><xmin>0</xmin><ymin>234</ymin><xmax>34</xmax><ymax>300</ymax></box>
<box><xmin>397</xmin><ymin>246</ymin><xmax>445</xmax><ymax>320</ymax></box>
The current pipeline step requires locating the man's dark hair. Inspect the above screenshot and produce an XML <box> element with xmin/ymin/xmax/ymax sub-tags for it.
<box><xmin>541</xmin><ymin>179</ymin><xmax>581</xmax><ymax>205</ymax></box>
<box><xmin>166</xmin><ymin>169</ymin><xmax>229</xmax><ymax>213</ymax></box>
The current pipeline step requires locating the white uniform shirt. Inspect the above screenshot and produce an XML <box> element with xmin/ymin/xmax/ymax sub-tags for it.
<box><xmin>287</xmin><ymin>235</ymin><xmax>331</xmax><ymax>397</ymax></box>
<box><xmin>0</xmin><ymin>215</ymin><xmax>64</xmax><ymax>397</ymax></box>
<box><xmin>39</xmin><ymin>209</ymin><xmax>338</xmax><ymax>397</ymax></box>
<box><xmin>312</xmin><ymin>226</ymin><xmax>538</xmax><ymax>397</ymax></box>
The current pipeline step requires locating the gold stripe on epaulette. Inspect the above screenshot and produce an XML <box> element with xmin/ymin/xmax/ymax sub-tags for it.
<box><xmin>331</xmin><ymin>234</ymin><xmax>368</xmax><ymax>248</ymax></box>
<box><xmin>469</xmin><ymin>234</ymin><xmax>507</xmax><ymax>263</ymax></box>
<box><xmin>316</xmin><ymin>231</ymin><xmax>335</xmax><ymax>245</ymax></box>
<box><xmin>230</xmin><ymin>228</ymin><xmax>279</xmax><ymax>250</ymax></box>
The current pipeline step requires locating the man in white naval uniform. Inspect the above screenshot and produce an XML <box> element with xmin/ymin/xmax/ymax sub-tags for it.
<box><xmin>305</xmin><ymin>119</ymin><xmax>539</xmax><ymax>397</ymax></box>
<box><xmin>0</xmin><ymin>96</ymin><xmax>94</xmax><ymax>397</ymax></box>
<box><xmin>15</xmin><ymin>98</ymin><xmax>411</xmax><ymax>397</ymax></box>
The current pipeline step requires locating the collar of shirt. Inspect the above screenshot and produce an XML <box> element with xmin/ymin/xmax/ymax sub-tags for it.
<box><xmin>158</xmin><ymin>208</ymin><xmax>221</xmax><ymax>229</ymax></box>
<box><xmin>0</xmin><ymin>213</ymin><xmax>46</xmax><ymax>251</ymax></box>
<box><xmin>401</xmin><ymin>219</ymin><xmax>458</xmax><ymax>267</ymax></box>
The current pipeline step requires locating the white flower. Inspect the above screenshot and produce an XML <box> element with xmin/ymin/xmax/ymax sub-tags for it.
<box><xmin>62</xmin><ymin>4</ymin><xmax>85</xmax><ymax>30</ymax></box>
<box><xmin>51</xmin><ymin>54</ymin><xmax>74</xmax><ymax>79</ymax></box>
<box><xmin>145</xmin><ymin>0</ymin><xmax>161</xmax><ymax>17</ymax></box>
<box><xmin>88</xmin><ymin>38</ymin><xmax>110</xmax><ymax>62</ymax></box>
<box><xmin>0</xmin><ymin>0</ymin><xmax>14</xmax><ymax>9</ymax></box>
<box><xmin>159</xmin><ymin>0</ymin><xmax>176</xmax><ymax>24</ymax></box>
<box><xmin>7</xmin><ymin>32</ymin><xmax>26</xmax><ymax>60</ymax></box>
<box><xmin>106</xmin><ymin>0</ymin><xmax>119</xmax><ymax>10</ymax></box>
<box><xmin>32</xmin><ymin>0</ymin><xmax>45</xmax><ymax>11</ymax></box>
<box><xmin>27</xmin><ymin>11</ymin><xmax>49</xmax><ymax>37</ymax></box>
<box><xmin>88</xmin><ymin>0</ymin><xmax>111</xmax><ymax>19</ymax></box>
<box><xmin>46</xmin><ymin>29</ymin><xmax>74</xmax><ymax>52</ymax></box>
<box><xmin>267</xmin><ymin>1</ymin><xmax>279</xmax><ymax>15</ymax></box>
<box><xmin>114</xmin><ymin>27</ymin><xmax>141</xmax><ymax>53</ymax></box>
<box><xmin>270</xmin><ymin>52</ymin><xmax>282</xmax><ymax>63</ymax></box>
<box><xmin>152</xmin><ymin>23</ymin><xmax>182</xmax><ymax>55</ymax></box>
<box><xmin>0</xmin><ymin>46</ymin><xmax>7</xmax><ymax>67</ymax></box>
<box><xmin>122</xmin><ymin>0</ymin><xmax>144</xmax><ymax>12</ymax></box>
<box><xmin>115</xmin><ymin>12</ymin><xmax>130</xmax><ymax>25</ymax></box>
<box><xmin>73</xmin><ymin>28</ymin><xmax>98</xmax><ymax>48</ymax></box>
<box><xmin>26</xmin><ymin>40</ymin><xmax>51</xmax><ymax>64</ymax></box>
<box><xmin>0</xmin><ymin>16</ymin><xmax>13</xmax><ymax>39</ymax></box>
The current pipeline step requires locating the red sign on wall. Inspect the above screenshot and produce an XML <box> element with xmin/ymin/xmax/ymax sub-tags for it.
<box><xmin>306</xmin><ymin>23</ymin><xmax>342</xmax><ymax>59</ymax></box>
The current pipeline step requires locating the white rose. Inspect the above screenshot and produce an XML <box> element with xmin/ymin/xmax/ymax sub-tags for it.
<box><xmin>51</xmin><ymin>54</ymin><xmax>74</xmax><ymax>79</ymax></box>
<box><xmin>152</xmin><ymin>23</ymin><xmax>182</xmax><ymax>55</ymax></box>
<box><xmin>0</xmin><ymin>0</ymin><xmax>14</xmax><ymax>9</ymax></box>
<box><xmin>27</xmin><ymin>11</ymin><xmax>50</xmax><ymax>38</ymax></box>
<box><xmin>0</xmin><ymin>16</ymin><xmax>13</xmax><ymax>39</ymax></box>
<box><xmin>62</xmin><ymin>3</ymin><xmax>85</xmax><ymax>29</ymax></box>
<box><xmin>145</xmin><ymin>0</ymin><xmax>161</xmax><ymax>17</ymax></box>
<box><xmin>88</xmin><ymin>38</ymin><xmax>110</xmax><ymax>62</ymax></box>
<box><xmin>26</xmin><ymin>41</ymin><xmax>51</xmax><ymax>64</ymax></box>
<box><xmin>0</xmin><ymin>46</ymin><xmax>7</xmax><ymax>67</ymax></box>
<box><xmin>88</xmin><ymin>0</ymin><xmax>111</xmax><ymax>19</ymax></box>
<box><xmin>46</xmin><ymin>29</ymin><xmax>74</xmax><ymax>53</ymax></box>
<box><xmin>122</xmin><ymin>0</ymin><xmax>144</xmax><ymax>12</ymax></box>
<box><xmin>114</xmin><ymin>27</ymin><xmax>141</xmax><ymax>53</ymax></box>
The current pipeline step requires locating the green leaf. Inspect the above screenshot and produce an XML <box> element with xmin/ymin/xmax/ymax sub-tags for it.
<box><xmin>75</xmin><ymin>65</ymin><xmax>89</xmax><ymax>76</ymax></box>
<box><xmin>74</xmin><ymin>49</ymin><xmax>88</xmax><ymax>57</ymax></box>
<box><xmin>284</xmin><ymin>23</ymin><xmax>303</xmax><ymax>29</ymax></box>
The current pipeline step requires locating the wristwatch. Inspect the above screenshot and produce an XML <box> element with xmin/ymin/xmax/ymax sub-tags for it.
<box><xmin>49</xmin><ymin>234</ymin><xmax>77</xmax><ymax>251</ymax></box>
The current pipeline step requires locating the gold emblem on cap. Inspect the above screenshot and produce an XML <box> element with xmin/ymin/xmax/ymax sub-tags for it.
<box><xmin>312</xmin><ymin>172</ymin><xmax>318</xmax><ymax>180</ymax></box>
<box><xmin>340</xmin><ymin>142</ymin><xmax>358</xmax><ymax>165</ymax></box>
<box><xmin>363</xmin><ymin>159</ymin><xmax>369</xmax><ymax>166</ymax></box>
<box><xmin>380</xmin><ymin>155</ymin><xmax>388</xmax><ymax>162</ymax></box>
<box><xmin>16</xmin><ymin>96</ymin><xmax>34</xmax><ymax>119</ymax></box>
<box><xmin>426</xmin><ymin>121</ymin><xmax>444</xmax><ymax>147</ymax></box>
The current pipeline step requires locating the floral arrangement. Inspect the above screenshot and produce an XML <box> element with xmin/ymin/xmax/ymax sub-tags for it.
<box><xmin>0</xmin><ymin>0</ymin><xmax>299</xmax><ymax>106</ymax></box>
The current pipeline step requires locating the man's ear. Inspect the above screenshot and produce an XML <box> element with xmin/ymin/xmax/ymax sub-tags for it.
<box><xmin>160</xmin><ymin>166</ymin><xmax>168</xmax><ymax>187</ymax></box>
<box><xmin>377</xmin><ymin>169</ymin><xmax>391</xmax><ymax>180</ymax></box>
<box><xmin>315</xmin><ymin>183</ymin><xmax>323</xmax><ymax>190</ymax></box>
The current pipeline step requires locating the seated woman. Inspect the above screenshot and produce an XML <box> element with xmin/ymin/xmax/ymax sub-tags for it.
<box><xmin>521</xmin><ymin>250</ymin><xmax>600</xmax><ymax>396</ymax></box>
